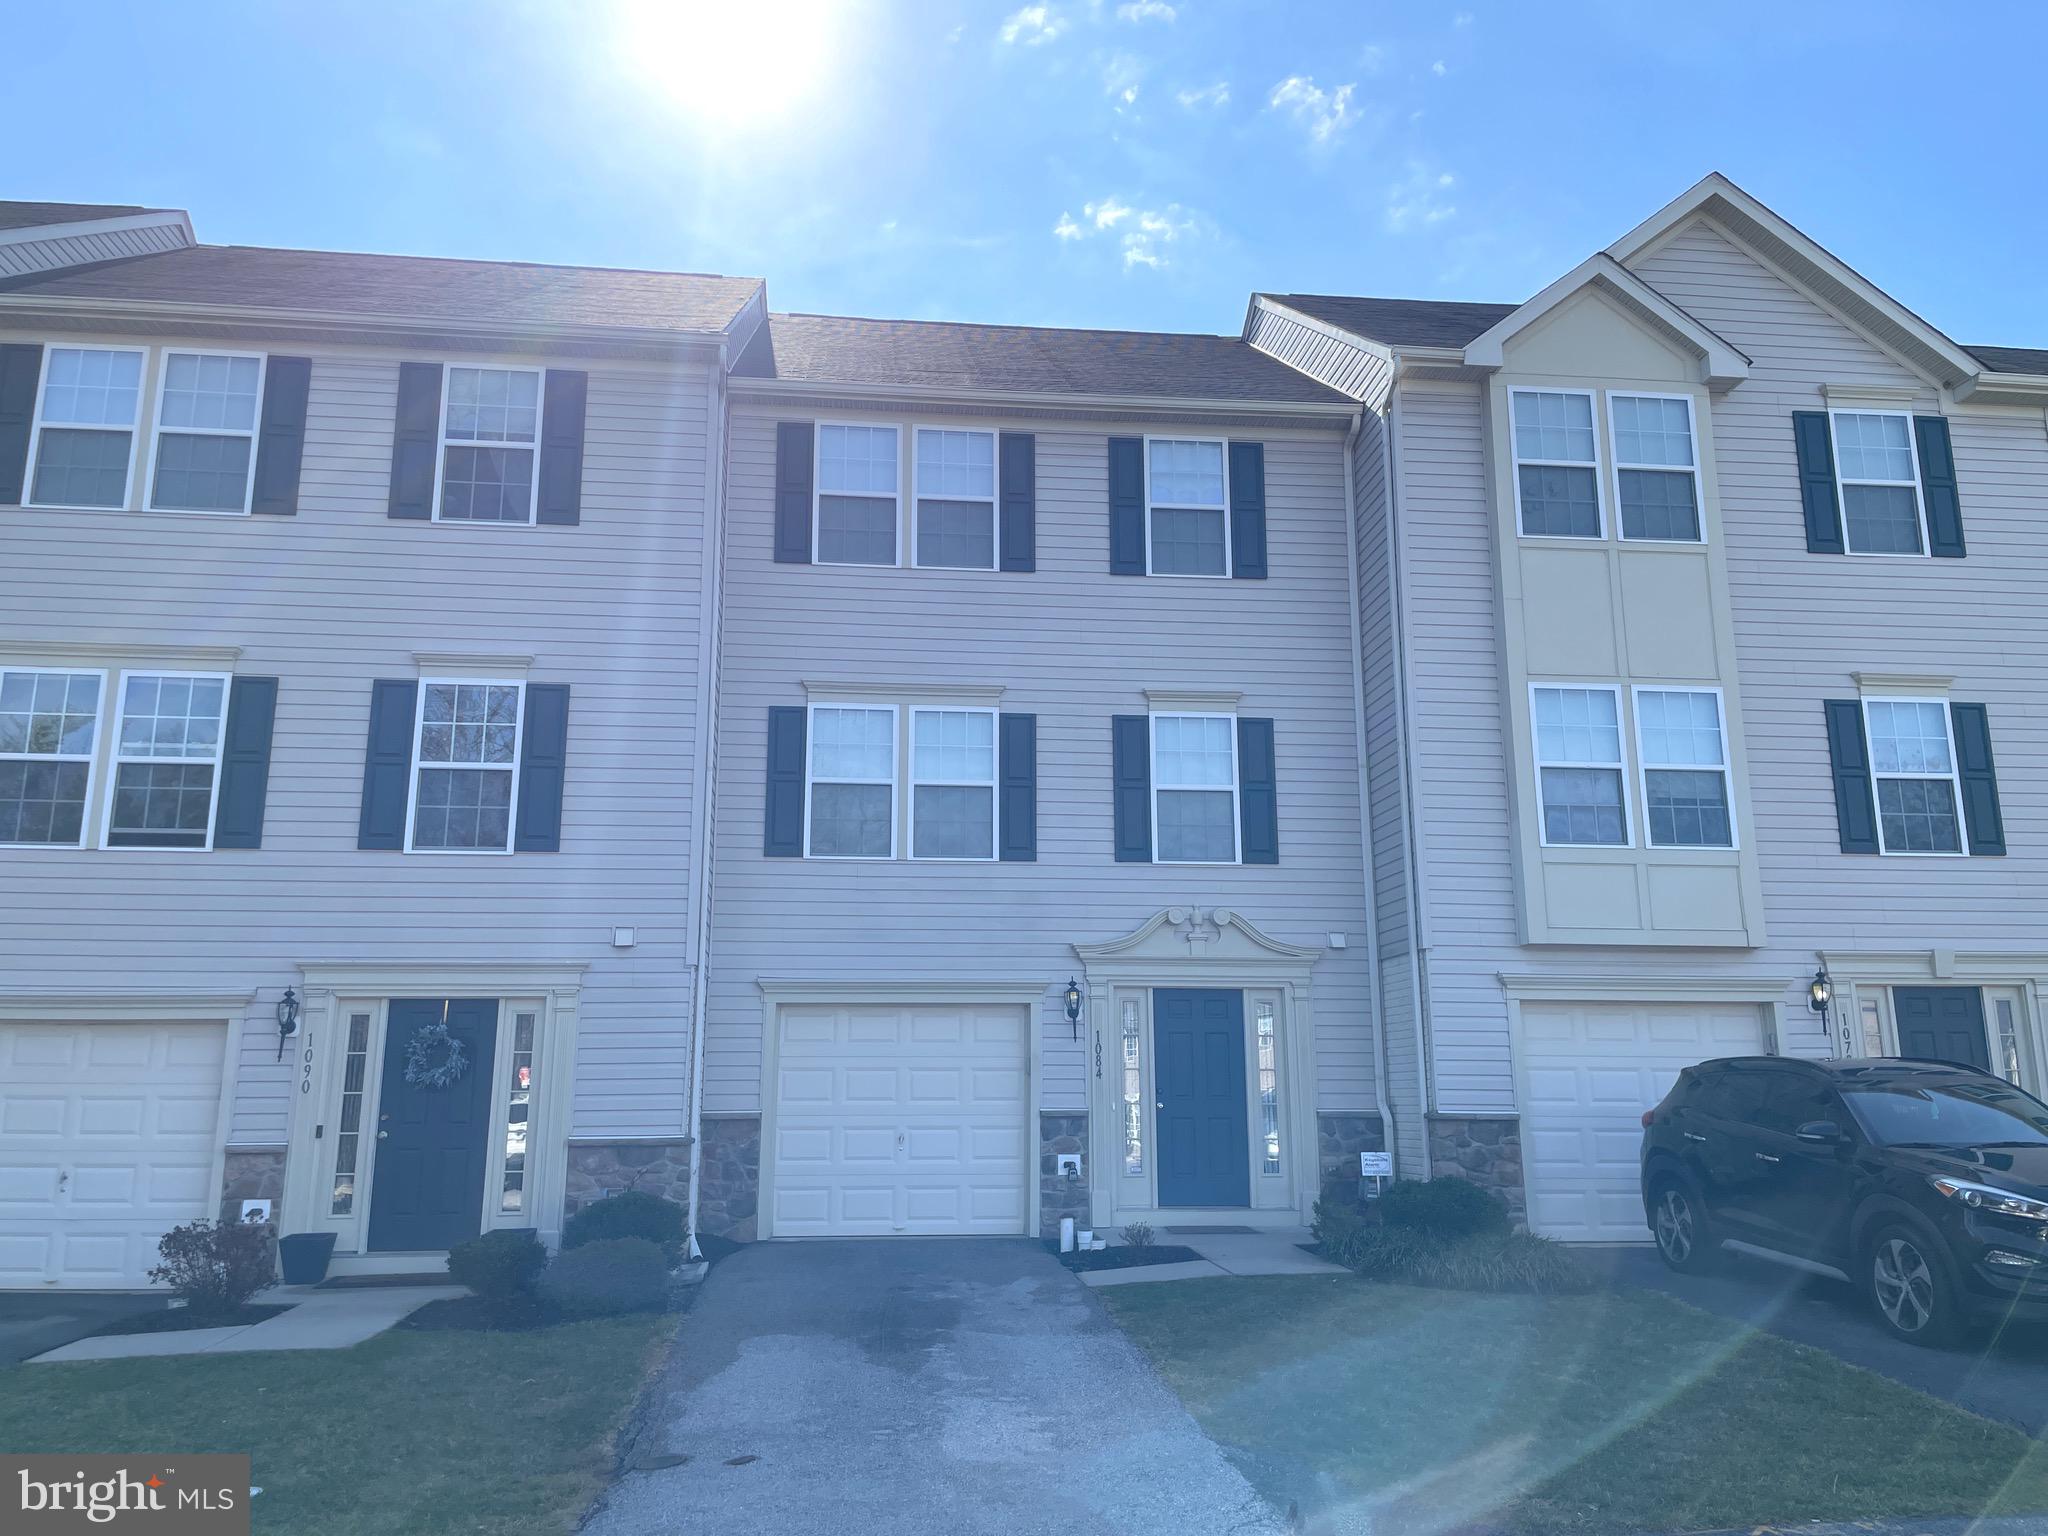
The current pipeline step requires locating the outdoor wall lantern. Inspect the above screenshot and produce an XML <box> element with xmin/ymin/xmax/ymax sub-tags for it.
<box><xmin>1807</xmin><ymin>966</ymin><xmax>1833</xmax><ymax>1015</ymax></box>
<box><xmin>276</xmin><ymin>986</ymin><xmax>302</xmax><ymax>1060</ymax></box>
<box><xmin>1064</xmin><ymin>977</ymin><xmax>1084</xmax><ymax>1040</ymax></box>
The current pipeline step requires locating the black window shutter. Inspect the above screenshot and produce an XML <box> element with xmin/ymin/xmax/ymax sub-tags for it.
<box><xmin>1792</xmin><ymin>412</ymin><xmax>1843</xmax><ymax>554</ymax></box>
<box><xmin>1915</xmin><ymin>415</ymin><xmax>1965</xmax><ymax>559</ymax></box>
<box><xmin>1228</xmin><ymin>441</ymin><xmax>1268</xmax><ymax>579</ymax></box>
<box><xmin>764</xmin><ymin>706</ymin><xmax>807</xmax><ymax>856</ymax></box>
<box><xmin>774</xmin><ymin>422</ymin><xmax>814</xmax><ymax>563</ymax></box>
<box><xmin>1112</xmin><ymin>714</ymin><xmax>1152</xmax><ymax>862</ymax></box>
<box><xmin>387</xmin><ymin>362</ymin><xmax>443</xmax><ymax>520</ymax></box>
<box><xmin>1822</xmin><ymin>699</ymin><xmax>1879</xmax><ymax>854</ymax></box>
<box><xmin>213</xmin><ymin>677</ymin><xmax>279</xmax><ymax>849</ymax></box>
<box><xmin>0</xmin><ymin>342</ymin><xmax>43</xmax><ymax>505</ymax></box>
<box><xmin>250</xmin><ymin>356</ymin><xmax>312</xmax><ymax>515</ymax></box>
<box><xmin>357</xmin><ymin>680</ymin><xmax>419</xmax><ymax>849</ymax></box>
<box><xmin>1238</xmin><ymin>716</ymin><xmax>1279</xmax><ymax>863</ymax></box>
<box><xmin>999</xmin><ymin>432</ymin><xmax>1036</xmax><ymax>573</ymax></box>
<box><xmin>537</xmin><ymin>369</ymin><xmax>588</xmax><ymax>526</ymax></box>
<box><xmin>514</xmin><ymin>683</ymin><xmax>571</xmax><ymax>852</ymax></box>
<box><xmin>1108</xmin><ymin>437</ymin><xmax>1145</xmax><ymax>575</ymax></box>
<box><xmin>1950</xmin><ymin>702</ymin><xmax>2005</xmax><ymax>855</ymax></box>
<box><xmin>999</xmin><ymin>712</ymin><xmax>1037</xmax><ymax>861</ymax></box>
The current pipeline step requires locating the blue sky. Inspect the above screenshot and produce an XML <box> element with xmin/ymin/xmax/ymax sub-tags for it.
<box><xmin>8</xmin><ymin>1</ymin><xmax>2046</xmax><ymax>345</ymax></box>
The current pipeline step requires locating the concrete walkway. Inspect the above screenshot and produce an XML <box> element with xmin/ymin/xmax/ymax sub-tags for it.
<box><xmin>584</xmin><ymin>1238</ymin><xmax>1283</xmax><ymax>1536</ymax></box>
<box><xmin>29</xmin><ymin>1285</ymin><xmax>460</xmax><ymax>1362</ymax></box>
<box><xmin>1078</xmin><ymin>1224</ymin><xmax>1346</xmax><ymax>1287</ymax></box>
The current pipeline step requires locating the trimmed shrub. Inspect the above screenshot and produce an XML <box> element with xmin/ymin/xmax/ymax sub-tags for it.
<box><xmin>1334</xmin><ymin>1225</ymin><xmax>1590</xmax><ymax>1295</ymax></box>
<box><xmin>149</xmin><ymin>1219</ymin><xmax>274</xmax><ymax>1314</ymax></box>
<box><xmin>1311</xmin><ymin>1179</ymin><xmax>1371</xmax><ymax>1253</ymax></box>
<box><xmin>446</xmin><ymin>1228</ymin><xmax>547</xmax><ymax>1300</ymax></box>
<box><xmin>537</xmin><ymin>1237</ymin><xmax>670</xmax><ymax>1316</ymax></box>
<box><xmin>1377</xmin><ymin>1176</ymin><xmax>1511</xmax><ymax>1240</ymax></box>
<box><xmin>1120</xmin><ymin>1221</ymin><xmax>1156</xmax><ymax>1249</ymax></box>
<box><xmin>562</xmin><ymin>1191</ymin><xmax>687</xmax><ymax>1262</ymax></box>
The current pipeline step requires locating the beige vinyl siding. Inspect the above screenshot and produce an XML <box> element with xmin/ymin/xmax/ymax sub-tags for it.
<box><xmin>707</xmin><ymin>404</ymin><xmax>1376</xmax><ymax>1118</ymax></box>
<box><xmin>0</xmin><ymin>337</ymin><xmax>712</xmax><ymax>1145</ymax></box>
<box><xmin>0</xmin><ymin>221</ymin><xmax>187</xmax><ymax>279</ymax></box>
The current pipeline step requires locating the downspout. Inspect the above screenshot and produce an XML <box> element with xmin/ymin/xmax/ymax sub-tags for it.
<box><xmin>1384</xmin><ymin>385</ymin><xmax>1433</xmax><ymax>1176</ymax></box>
<box><xmin>1339</xmin><ymin>406</ymin><xmax>1397</xmax><ymax>1171</ymax></box>
<box><xmin>683</xmin><ymin>348</ymin><xmax>729</xmax><ymax>1258</ymax></box>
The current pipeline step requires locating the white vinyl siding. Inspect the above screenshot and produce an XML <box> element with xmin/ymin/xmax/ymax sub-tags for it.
<box><xmin>1151</xmin><ymin>712</ymin><xmax>1239</xmax><ymax>864</ymax></box>
<box><xmin>102</xmin><ymin>671</ymin><xmax>229</xmax><ymax>850</ymax></box>
<box><xmin>406</xmin><ymin>679</ymin><xmax>525</xmax><ymax>854</ymax></box>
<box><xmin>1830</xmin><ymin>409</ymin><xmax>1927</xmax><ymax>557</ymax></box>
<box><xmin>1863</xmin><ymin>697</ymin><xmax>1963</xmax><ymax>856</ymax></box>
<box><xmin>436</xmin><ymin>366</ymin><xmax>541</xmax><ymax>523</ymax></box>
<box><xmin>912</xmin><ymin>428</ymin><xmax>996</xmax><ymax>570</ymax></box>
<box><xmin>1510</xmin><ymin>388</ymin><xmax>1602</xmax><ymax>539</ymax></box>
<box><xmin>26</xmin><ymin>346</ymin><xmax>145</xmax><ymax>510</ymax></box>
<box><xmin>147</xmin><ymin>351</ymin><xmax>265</xmax><ymax>515</ymax></box>
<box><xmin>1609</xmin><ymin>393</ymin><xmax>1702</xmax><ymax>543</ymax></box>
<box><xmin>0</xmin><ymin>666</ymin><xmax>103</xmax><ymax>848</ymax></box>
<box><xmin>1144</xmin><ymin>437</ymin><xmax>1230</xmax><ymax>576</ymax></box>
<box><xmin>815</xmin><ymin>423</ymin><xmax>901</xmax><ymax>566</ymax></box>
<box><xmin>1530</xmin><ymin>685</ymin><xmax>1628</xmax><ymax>846</ymax></box>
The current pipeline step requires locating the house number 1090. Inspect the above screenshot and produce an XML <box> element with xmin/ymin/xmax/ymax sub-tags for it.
<box><xmin>300</xmin><ymin>1035</ymin><xmax>316</xmax><ymax>1094</ymax></box>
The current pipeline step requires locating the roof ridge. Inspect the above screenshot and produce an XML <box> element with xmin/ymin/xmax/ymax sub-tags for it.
<box><xmin>1261</xmin><ymin>291</ymin><xmax>1520</xmax><ymax>309</ymax></box>
<box><xmin>193</xmin><ymin>242</ymin><xmax>761</xmax><ymax>285</ymax></box>
<box><xmin>772</xmin><ymin>310</ymin><xmax>1239</xmax><ymax>344</ymax></box>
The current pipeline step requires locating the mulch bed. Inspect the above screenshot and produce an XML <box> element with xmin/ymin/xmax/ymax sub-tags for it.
<box><xmin>1053</xmin><ymin>1244</ymin><xmax>1205</xmax><ymax>1273</ymax></box>
<box><xmin>92</xmin><ymin>1303</ymin><xmax>291</xmax><ymax>1337</ymax></box>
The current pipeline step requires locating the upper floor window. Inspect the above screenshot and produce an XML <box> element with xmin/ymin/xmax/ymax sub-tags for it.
<box><xmin>805</xmin><ymin>703</ymin><xmax>896</xmax><ymax>857</ymax></box>
<box><xmin>0</xmin><ymin>667</ymin><xmax>103</xmax><ymax>847</ymax></box>
<box><xmin>1831</xmin><ymin>410</ymin><xmax>1927</xmax><ymax>556</ymax></box>
<box><xmin>910</xmin><ymin>707</ymin><xmax>996</xmax><ymax>859</ymax></box>
<box><xmin>439</xmin><ymin>367</ymin><xmax>541</xmax><ymax>523</ymax></box>
<box><xmin>1610</xmin><ymin>394</ymin><xmax>1701</xmax><ymax>542</ymax></box>
<box><xmin>1634</xmin><ymin>687</ymin><xmax>1732</xmax><ymax>848</ymax></box>
<box><xmin>1863</xmin><ymin>697</ymin><xmax>1962</xmax><ymax>855</ymax></box>
<box><xmin>1145</xmin><ymin>438</ymin><xmax>1230</xmax><ymax>576</ymax></box>
<box><xmin>1152</xmin><ymin>712</ymin><xmax>1239</xmax><ymax>862</ymax></box>
<box><xmin>27</xmin><ymin>346</ymin><xmax>144</xmax><ymax>509</ymax></box>
<box><xmin>1532</xmin><ymin>685</ymin><xmax>1628</xmax><ymax>846</ymax></box>
<box><xmin>148</xmin><ymin>351</ymin><xmax>264</xmax><ymax>515</ymax></box>
<box><xmin>104</xmin><ymin>672</ymin><xmax>229</xmax><ymax>848</ymax></box>
<box><xmin>816</xmin><ymin>424</ymin><xmax>900</xmax><ymax>565</ymax></box>
<box><xmin>913</xmin><ymin>428</ymin><xmax>996</xmax><ymax>570</ymax></box>
<box><xmin>407</xmin><ymin>680</ymin><xmax>524</xmax><ymax>852</ymax></box>
<box><xmin>1510</xmin><ymin>389</ymin><xmax>1601</xmax><ymax>539</ymax></box>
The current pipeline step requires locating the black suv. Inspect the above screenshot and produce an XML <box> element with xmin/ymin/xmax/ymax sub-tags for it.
<box><xmin>1640</xmin><ymin>1056</ymin><xmax>2048</xmax><ymax>1345</ymax></box>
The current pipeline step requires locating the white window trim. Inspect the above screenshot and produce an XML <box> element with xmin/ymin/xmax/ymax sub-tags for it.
<box><xmin>906</xmin><ymin>704</ymin><xmax>998</xmax><ymax>862</ymax></box>
<box><xmin>812</xmin><ymin>421</ymin><xmax>903</xmax><ymax>568</ymax></box>
<box><xmin>1529</xmin><ymin>681</ymin><xmax>1633</xmax><ymax>849</ymax></box>
<box><xmin>803</xmin><ymin>700</ymin><xmax>898</xmax><ymax>860</ymax></box>
<box><xmin>403</xmin><ymin>676</ymin><xmax>527</xmax><ymax>856</ymax></box>
<box><xmin>1149</xmin><ymin>709</ymin><xmax>1241</xmax><ymax>866</ymax></box>
<box><xmin>1508</xmin><ymin>387</ymin><xmax>1605</xmax><ymax>541</ymax></box>
<box><xmin>1142</xmin><ymin>434</ymin><xmax>1232</xmax><ymax>579</ymax></box>
<box><xmin>1608</xmin><ymin>390</ymin><xmax>1705</xmax><ymax>545</ymax></box>
<box><xmin>97</xmin><ymin>668</ymin><xmax>231</xmax><ymax>852</ymax></box>
<box><xmin>22</xmin><ymin>342</ymin><xmax>147</xmax><ymax>512</ymax></box>
<box><xmin>1630</xmin><ymin>683</ymin><xmax>1736</xmax><ymax>851</ymax></box>
<box><xmin>431</xmin><ymin>365</ymin><xmax>544</xmax><ymax>526</ymax></box>
<box><xmin>1828</xmin><ymin>408</ymin><xmax>1930</xmax><ymax>559</ymax></box>
<box><xmin>1861</xmin><ymin>694</ymin><xmax>1967</xmax><ymax>858</ymax></box>
<box><xmin>909</xmin><ymin>424</ymin><xmax>998</xmax><ymax>572</ymax></box>
<box><xmin>0</xmin><ymin>663</ymin><xmax>107</xmax><ymax>849</ymax></box>
<box><xmin>143</xmin><ymin>348</ymin><xmax>267</xmax><ymax>517</ymax></box>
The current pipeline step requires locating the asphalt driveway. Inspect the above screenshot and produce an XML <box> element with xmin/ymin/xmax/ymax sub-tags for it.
<box><xmin>584</xmin><ymin>1238</ymin><xmax>1282</xmax><ymax>1536</ymax></box>
<box><xmin>0</xmin><ymin>1293</ymin><xmax>164</xmax><ymax>1366</ymax></box>
<box><xmin>1591</xmin><ymin>1244</ymin><xmax>2048</xmax><ymax>1434</ymax></box>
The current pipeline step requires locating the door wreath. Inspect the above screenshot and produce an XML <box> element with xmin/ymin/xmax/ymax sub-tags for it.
<box><xmin>403</xmin><ymin>1020</ymin><xmax>470</xmax><ymax>1089</ymax></box>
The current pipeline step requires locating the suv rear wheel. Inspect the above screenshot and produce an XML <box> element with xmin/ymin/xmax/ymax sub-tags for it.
<box><xmin>1650</xmin><ymin>1178</ymin><xmax>1717</xmax><ymax>1273</ymax></box>
<box><xmin>1867</xmin><ymin>1224</ymin><xmax>1966</xmax><ymax>1348</ymax></box>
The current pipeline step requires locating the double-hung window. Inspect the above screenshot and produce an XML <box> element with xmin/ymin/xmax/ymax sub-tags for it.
<box><xmin>148</xmin><ymin>351</ymin><xmax>265</xmax><ymax>514</ymax></box>
<box><xmin>1610</xmin><ymin>393</ymin><xmax>1702</xmax><ymax>542</ymax></box>
<box><xmin>1831</xmin><ymin>410</ymin><xmax>1927</xmax><ymax>556</ymax></box>
<box><xmin>0</xmin><ymin>667</ymin><xmax>103</xmax><ymax>847</ymax></box>
<box><xmin>909</xmin><ymin>707</ymin><xmax>996</xmax><ymax>859</ymax></box>
<box><xmin>913</xmin><ymin>428</ymin><xmax>996</xmax><ymax>569</ymax></box>
<box><xmin>1152</xmin><ymin>713</ymin><xmax>1239</xmax><ymax>862</ymax></box>
<box><xmin>1532</xmin><ymin>685</ymin><xmax>1628</xmax><ymax>846</ymax></box>
<box><xmin>1863</xmin><ymin>698</ymin><xmax>1963</xmax><ymax>854</ymax></box>
<box><xmin>438</xmin><ymin>366</ymin><xmax>542</xmax><ymax>523</ymax></box>
<box><xmin>1145</xmin><ymin>438</ymin><xmax>1229</xmax><ymax>576</ymax></box>
<box><xmin>26</xmin><ymin>346</ymin><xmax>145</xmax><ymax>509</ymax></box>
<box><xmin>815</xmin><ymin>424</ymin><xmax>901</xmax><ymax>565</ymax></box>
<box><xmin>1634</xmin><ymin>687</ymin><xmax>1733</xmax><ymax>847</ymax></box>
<box><xmin>408</xmin><ymin>680</ymin><xmax>524</xmax><ymax>852</ymax></box>
<box><xmin>805</xmin><ymin>704</ymin><xmax>896</xmax><ymax>857</ymax></box>
<box><xmin>1510</xmin><ymin>389</ymin><xmax>1602</xmax><ymax>538</ymax></box>
<box><xmin>103</xmin><ymin>672</ymin><xmax>228</xmax><ymax>848</ymax></box>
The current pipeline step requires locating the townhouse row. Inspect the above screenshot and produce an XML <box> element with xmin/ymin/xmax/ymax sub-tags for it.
<box><xmin>2</xmin><ymin>177</ymin><xmax>2044</xmax><ymax>1286</ymax></box>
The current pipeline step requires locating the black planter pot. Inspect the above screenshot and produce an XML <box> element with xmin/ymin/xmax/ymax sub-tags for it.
<box><xmin>278</xmin><ymin>1231</ymin><xmax>339</xmax><ymax>1286</ymax></box>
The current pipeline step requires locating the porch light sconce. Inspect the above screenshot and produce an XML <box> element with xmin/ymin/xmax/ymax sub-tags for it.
<box><xmin>1063</xmin><ymin>978</ymin><xmax>1084</xmax><ymax>1040</ymax></box>
<box><xmin>276</xmin><ymin>987</ymin><xmax>301</xmax><ymax>1061</ymax></box>
<box><xmin>1807</xmin><ymin>966</ymin><xmax>1833</xmax><ymax>1015</ymax></box>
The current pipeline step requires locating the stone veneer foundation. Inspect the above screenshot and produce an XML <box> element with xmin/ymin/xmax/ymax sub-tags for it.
<box><xmin>695</xmin><ymin>1114</ymin><xmax>762</xmax><ymax>1242</ymax></box>
<box><xmin>1426</xmin><ymin>1115</ymin><xmax>1525</xmax><ymax>1222</ymax></box>
<box><xmin>1039</xmin><ymin>1112</ymin><xmax>1089</xmax><ymax>1236</ymax></box>
<box><xmin>565</xmin><ymin>1137</ymin><xmax>694</xmax><ymax>1218</ymax></box>
<box><xmin>219</xmin><ymin>1147</ymin><xmax>286</xmax><ymax>1223</ymax></box>
<box><xmin>1315</xmin><ymin>1111</ymin><xmax>1386</xmax><ymax>1192</ymax></box>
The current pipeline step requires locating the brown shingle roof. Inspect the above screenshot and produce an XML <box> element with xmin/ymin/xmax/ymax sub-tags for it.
<box><xmin>1968</xmin><ymin>344</ymin><xmax>2048</xmax><ymax>375</ymax></box>
<box><xmin>0</xmin><ymin>200</ymin><xmax>169</xmax><ymax>231</ymax></box>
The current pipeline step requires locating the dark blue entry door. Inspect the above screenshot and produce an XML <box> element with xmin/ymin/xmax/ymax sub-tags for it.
<box><xmin>1894</xmin><ymin>987</ymin><xmax>1990</xmax><ymax>1071</ymax></box>
<box><xmin>369</xmin><ymin>998</ymin><xmax>500</xmax><ymax>1252</ymax></box>
<box><xmin>1154</xmin><ymin>988</ymin><xmax>1250</xmax><ymax>1207</ymax></box>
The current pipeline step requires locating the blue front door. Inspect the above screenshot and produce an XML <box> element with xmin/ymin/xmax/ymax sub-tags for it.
<box><xmin>1154</xmin><ymin>988</ymin><xmax>1250</xmax><ymax>1207</ymax></box>
<box><xmin>368</xmin><ymin>998</ymin><xmax>500</xmax><ymax>1252</ymax></box>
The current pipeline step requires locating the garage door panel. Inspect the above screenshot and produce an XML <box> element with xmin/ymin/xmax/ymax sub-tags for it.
<box><xmin>906</xmin><ymin>1069</ymin><xmax>963</xmax><ymax>1102</ymax></box>
<box><xmin>1</xmin><ymin>1098</ymin><xmax>65</xmax><ymax>1137</ymax></box>
<box><xmin>846</xmin><ymin>1069</ymin><xmax>901</xmax><ymax>1102</ymax></box>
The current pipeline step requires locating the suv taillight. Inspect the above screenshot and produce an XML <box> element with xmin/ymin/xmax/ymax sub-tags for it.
<box><xmin>1640</xmin><ymin>1110</ymin><xmax>1657</xmax><ymax>1128</ymax></box>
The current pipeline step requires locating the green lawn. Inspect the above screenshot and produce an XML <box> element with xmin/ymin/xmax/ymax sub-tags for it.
<box><xmin>0</xmin><ymin>1314</ymin><xmax>670</xmax><ymax>1536</ymax></box>
<box><xmin>1102</xmin><ymin>1275</ymin><xmax>2048</xmax><ymax>1536</ymax></box>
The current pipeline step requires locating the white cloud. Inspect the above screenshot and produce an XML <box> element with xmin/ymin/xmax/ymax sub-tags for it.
<box><xmin>1115</xmin><ymin>0</ymin><xmax>1176</xmax><ymax>20</ymax></box>
<box><xmin>1102</xmin><ymin>52</ymin><xmax>1146</xmax><ymax>106</ymax></box>
<box><xmin>1053</xmin><ymin>213</ymin><xmax>1083</xmax><ymax>240</ymax></box>
<box><xmin>998</xmin><ymin>4</ymin><xmax>1065</xmax><ymax>45</ymax></box>
<box><xmin>1085</xmin><ymin>196</ymin><xmax>1133</xmax><ymax>229</ymax></box>
<box><xmin>1268</xmin><ymin>75</ymin><xmax>1358</xmax><ymax>144</ymax></box>
<box><xmin>1385</xmin><ymin>166</ymin><xmax>1457</xmax><ymax>232</ymax></box>
<box><xmin>1431</xmin><ymin>59</ymin><xmax>1447</xmax><ymax>76</ymax></box>
<box><xmin>1176</xmin><ymin>80</ymin><xmax>1230</xmax><ymax>109</ymax></box>
<box><xmin>1054</xmin><ymin>196</ymin><xmax>1198</xmax><ymax>271</ymax></box>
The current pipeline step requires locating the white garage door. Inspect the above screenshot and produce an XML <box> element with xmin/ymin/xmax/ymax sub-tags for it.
<box><xmin>0</xmin><ymin>1022</ymin><xmax>227</xmax><ymax>1288</ymax></box>
<box><xmin>1519</xmin><ymin>1001</ymin><xmax>1764</xmax><ymax>1243</ymax></box>
<box><xmin>772</xmin><ymin>1003</ymin><xmax>1028</xmax><ymax>1238</ymax></box>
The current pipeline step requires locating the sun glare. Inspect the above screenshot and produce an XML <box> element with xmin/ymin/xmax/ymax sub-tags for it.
<box><xmin>614</xmin><ymin>0</ymin><xmax>839</xmax><ymax>129</ymax></box>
